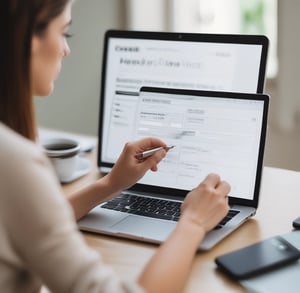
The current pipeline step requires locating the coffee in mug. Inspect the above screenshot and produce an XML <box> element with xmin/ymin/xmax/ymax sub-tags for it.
<box><xmin>43</xmin><ymin>138</ymin><xmax>81</xmax><ymax>183</ymax></box>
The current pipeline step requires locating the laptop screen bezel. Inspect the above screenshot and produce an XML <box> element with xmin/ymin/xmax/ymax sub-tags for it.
<box><xmin>97</xmin><ymin>30</ymin><xmax>269</xmax><ymax>208</ymax></box>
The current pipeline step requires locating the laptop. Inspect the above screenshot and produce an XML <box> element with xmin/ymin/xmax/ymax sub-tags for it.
<box><xmin>79</xmin><ymin>86</ymin><xmax>269</xmax><ymax>250</ymax></box>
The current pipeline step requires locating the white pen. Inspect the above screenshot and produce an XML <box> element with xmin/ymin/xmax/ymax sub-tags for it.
<box><xmin>135</xmin><ymin>145</ymin><xmax>175</xmax><ymax>160</ymax></box>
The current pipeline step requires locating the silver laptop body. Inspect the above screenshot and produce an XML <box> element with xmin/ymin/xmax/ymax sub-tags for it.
<box><xmin>79</xmin><ymin>87</ymin><xmax>269</xmax><ymax>250</ymax></box>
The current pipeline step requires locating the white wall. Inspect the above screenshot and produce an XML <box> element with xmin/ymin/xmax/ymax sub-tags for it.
<box><xmin>126</xmin><ymin>0</ymin><xmax>167</xmax><ymax>30</ymax></box>
<box><xmin>36</xmin><ymin>0</ymin><xmax>125</xmax><ymax>135</ymax></box>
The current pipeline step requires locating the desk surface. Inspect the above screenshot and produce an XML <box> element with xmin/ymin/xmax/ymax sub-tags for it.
<box><xmin>63</xmin><ymin>152</ymin><xmax>300</xmax><ymax>292</ymax></box>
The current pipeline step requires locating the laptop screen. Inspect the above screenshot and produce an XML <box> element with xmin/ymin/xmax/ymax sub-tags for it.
<box><xmin>136</xmin><ymin>88</ymin><xmax>268</xmax><ymax>201</ymax></box>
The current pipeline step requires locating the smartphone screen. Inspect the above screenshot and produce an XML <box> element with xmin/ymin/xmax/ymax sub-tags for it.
<box><xmin>215</xmin><ymin>236</ymin><xmax>300</xmax><ymax>279</ymax></box>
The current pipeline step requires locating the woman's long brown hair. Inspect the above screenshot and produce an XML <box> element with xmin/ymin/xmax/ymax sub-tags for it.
<box><xmin>0</xmin><ymin>0</ymin><xmax>70</xmax><ymax>141</ymax></box>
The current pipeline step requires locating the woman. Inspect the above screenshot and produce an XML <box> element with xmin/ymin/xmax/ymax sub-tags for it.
<box><xmin>0</xmin><ymin>1</ymin><xmax>230</xmax><ymax>292</ymax></box>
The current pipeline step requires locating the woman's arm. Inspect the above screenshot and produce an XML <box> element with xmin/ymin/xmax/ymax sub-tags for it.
<box><xmin>68</xmin><ymin>176</ymin><xmax>122</xmax><ymax>220</ymax></box>
<box><xmin>69</xmin><ymin>138</ymin><xmax>167</xmax><ymax>220</ymax></box>
<box><xmin>138</xmin><ymin>174</ymin><xmax>230</xmax><ymax>293</ymax></box>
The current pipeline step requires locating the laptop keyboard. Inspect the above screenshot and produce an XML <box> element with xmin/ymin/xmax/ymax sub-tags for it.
<box><xmin>101</xmin><ymin>193</ymin><xmax>240</xmax><ymax>229</ymax></box>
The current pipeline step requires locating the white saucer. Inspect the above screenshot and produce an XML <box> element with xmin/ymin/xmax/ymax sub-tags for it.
<box><xmin>60</xmin><ymin>157</ymin><xmax>91</xmax><ymax>184</ymax></box>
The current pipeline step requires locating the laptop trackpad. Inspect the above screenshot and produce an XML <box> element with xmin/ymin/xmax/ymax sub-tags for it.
<box><xmin>111</xmin><ymin>215</ymin><xmax>176</xmax><ymax>241</ymax></box>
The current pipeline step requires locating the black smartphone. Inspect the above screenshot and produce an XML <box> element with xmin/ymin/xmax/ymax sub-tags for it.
<box><xmin>292</xmin><ymin>216</ymin><xmax>300</xmax><ymax>229</ymax></box>
<box><xmin>215</xmin><ymin>236</ymin><xmax>300</xmax><ymax>280</ymax></box>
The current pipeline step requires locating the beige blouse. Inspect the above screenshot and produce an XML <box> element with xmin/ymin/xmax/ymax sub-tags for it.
<box><xmin>0</xmin><ymin>123</ymin><xmax>143</xmax><ymax>293</ymax></box>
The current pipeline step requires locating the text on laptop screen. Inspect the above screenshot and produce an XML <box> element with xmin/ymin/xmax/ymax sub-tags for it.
<box><xmin>104</xmin><ymin>37</ymin><xmax>263</xmax><ymax>98</ymax></box>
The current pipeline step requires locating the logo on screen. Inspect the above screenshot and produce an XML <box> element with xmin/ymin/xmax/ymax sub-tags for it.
<box><xmin>115</xmin><ymin>46</ymin><xmax>139</xmax><ymax>52</ymax></box>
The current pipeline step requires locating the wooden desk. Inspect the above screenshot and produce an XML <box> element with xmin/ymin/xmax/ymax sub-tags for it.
<box><xmin>63</xmin><ymin>152</ymin><xmax>300</xmax><ymax>292</ymax></box>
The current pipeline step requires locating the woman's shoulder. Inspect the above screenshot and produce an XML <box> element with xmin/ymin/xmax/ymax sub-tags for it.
<box><xmin>0</xmin><ymin>123</ymin><xmax>48</xmax><ymax>175</ymax></box>
<box><xmin>0</xmin><ymin>123</ymin><xmax>63</xmax><ymax>206</ymax></box>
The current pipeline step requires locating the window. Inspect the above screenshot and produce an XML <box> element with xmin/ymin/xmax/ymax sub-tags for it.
<box><xmin>170</xmin><ymin>0</ymin><xmax>277</xmax><ymax>78</ymax></box>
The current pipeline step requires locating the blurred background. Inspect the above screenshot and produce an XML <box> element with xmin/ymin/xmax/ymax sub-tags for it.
<box><xmin>35</xmin><ymin>0</ymin><xmax>300</xmax><ymax>171</ymax></box>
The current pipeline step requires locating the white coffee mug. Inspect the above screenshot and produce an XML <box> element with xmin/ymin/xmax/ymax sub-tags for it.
<box><xmin>43</xmin><ymin>138</ymin><xmax>81</xmax><ymax>183</ymax></box>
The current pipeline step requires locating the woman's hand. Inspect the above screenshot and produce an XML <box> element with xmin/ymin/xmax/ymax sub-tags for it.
<box><xmin>138</xmin><ymin>173</ymin><xmax>230</xmax><ymax>293</ymax></box>
<box><xmin>105</xmin><ymin>137</ymin><xmax>168</xmax><ymax>192</ymax></box>
<box><xmin>180</xmin><ymin>173</ymin><xmax>230</xmax><ymax>233</ymax></box>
